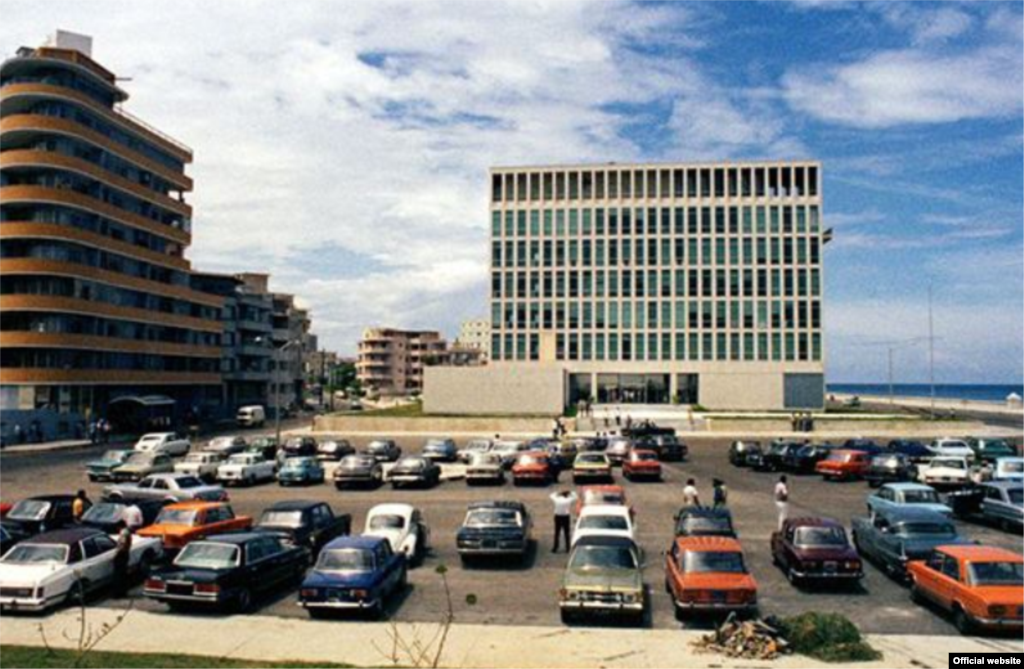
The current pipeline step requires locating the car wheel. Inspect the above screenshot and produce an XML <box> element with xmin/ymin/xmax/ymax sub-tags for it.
<box><xmin>235</xmin><ymin>588</ymin><xmax>253</xmax><ymax>613</ymax></box>
<box><xmin>953</xmin><ymin>606</ymin><xmax>975</xmax><ymax>635</ymax></box>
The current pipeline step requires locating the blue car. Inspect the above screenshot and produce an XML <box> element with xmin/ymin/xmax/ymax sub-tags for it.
<box><xmin>299</xmin><ymin>536</ymin><xmax>407</xmax><ymax>618</ymax></box>
<box><xmin>886</xmin><ymin>440</ymin><xmax>933</xmax><ymax>463</ymax></box>
<box><xmin>867</xmin><ymin>482</ymin><xmax>953</xmax><ymax>517</ymax></box>
<box><xmin>278</xmin><ymin>457</ymin><xmax>325</xmax><ymax>486</ymax></box>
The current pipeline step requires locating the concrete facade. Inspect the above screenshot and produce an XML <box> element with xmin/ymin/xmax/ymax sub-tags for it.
<box><xmin>423</xmin><ymin>364</ymin><xmax>564</xmax><ymax>415</ymax></box>
<box><xmin>456</xmin><ymin>317</ymin><xmax>491</xmax><ymax>359</ymax></box>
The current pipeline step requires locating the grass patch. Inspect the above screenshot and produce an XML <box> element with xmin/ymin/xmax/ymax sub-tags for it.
<box><xmin>0</xmin><ymin>646</ymin><xmax>353</xmax><ymax>669</ymax></box>
<box><xmin>780</xmin><ymin>612</ymin><xmax>882</xmax><ymax>663</ymax></box>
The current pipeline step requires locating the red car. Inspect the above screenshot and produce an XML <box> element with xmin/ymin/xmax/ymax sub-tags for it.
<box><xmin>511</xmin><ymin>451</ymin><xmax>557</xmax><ymax>486</ymax></box>
<box><xmin>622</xmin><ymin>450</ymin><xmax>662</xmax><ymax>481</ymax></box>
<box><xmin>815</xmin><ymin>449</ymin><xmax>872</xmax><ymax>481</ymax></box>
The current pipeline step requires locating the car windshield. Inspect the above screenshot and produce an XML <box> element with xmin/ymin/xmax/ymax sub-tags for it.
<box><xmin>2</xmin><ymin>544</ymin><xmax>68</xmax><ymax>564</ymax></box>
<box><xmin>81</xmin><ymin>503</ymin><xmax>123</xmax><ymax>523</ymax></box>
<box><xmin>584</xmin><ymin>490</ymin><xmax>624</xmax><ymax>506</ymax></box>
<box><xmin>795</xmin><ymin>526</ymin><xmax>847</xmax><ymax>547</ymax></box>
<box><xmin>101</xmin><ymin>450</ymin><xmax>127</xmax><ymax>461</ymax></box>
<box><xmin>938</xmin><ymin>441</ymin><xmax>968</xmax><ymax>449</ymax></box>
<box><xmin>579</xmin><ymin>515</ymin><xmax>628</xmax><ymax>531</ymax></box>
<box><xmin>872</xmin><ymin>456</ymin><xmax>898</xmax><ymax>467</ymax></box>
<box><xmin>285</xmin><ymin>439</ymin><xmax>308</xmax><ymax>449</ymax></box>
<box><xmin>369</xmin><ymin>514</ymin><xmax>405</xmax><ymax>530</ymax></box>
<box><xmin>252</xmin><ymin>438</ymin><xmax>275</xmax><ymax>448</ymax></box>
<box><xmin>341</xmin><ymin>456</ymin><xmax>370</xmax><ymax>467</ymax></box>
<box><xmin>931</xmin><ymin>459</ymin><xmax>965</xmax><ymax>470</ymax></box>
<box><xmin>493</xmin><ymin>443</ymin><xmax>520</xmax><ymax>453</ymax></box>
<box><xmin>368</xmin><ymin>441</ymin><xmax>390</xmax><ymax>451</ymax></box>
<box><xmin>898</xmin><ymin>522</ymin><xmax>956</xmax><ymax>538</ymax></box>
<box><xmin>1008</xmin><ymin>490</ymin><xmax>1024</xmax><ymax>505</ymax></box>
<box><xmin>283</xmin><ymin>459</ymin><xmax>311</xmax><ymax>470</ymax></box>
<box><xmin>633</xmin><ymin>452</ymin><xmax>658</xmax><ymax>461</ymax></box>
<box><xmin>466</xmin><ymin>509</ymin><xmax>520</xmax><ymax>528</ymax></box>
<box><xmin>982</xmin><ymin>441</ymin><xmax>1013</xmax><ymax>453</ymax></box>
<box><xmin>569</xmin><ymin>545</ymin><xmax>637</xmax><ymax>571</ymax></box>
<box><xmin>466</xmin><ymin>440</ymin><xmax>491</xmax><ymax>451</ymax></box>
<box><xmin>317</xmin><ymin>548</ymin><xmax>374</xmax><ymax>572</ymax></box>
<box><xmin>469</xmin><ymin>453</ymin><xmax>499</xmax><ymax>466</ymax></box>
<box><xmin>398</xmin><ymin>459</ymin><xmax>425</xmax><ymax>469</ymax></box>
<box><xmin>7</xmin><ymin>500</ymin><xmax>50</xmax><ymax>521</ymax></box>
<box><xmin>227</xmin><ymin>454</ymin><xmax>251</xmax><ymax>464</ymax></box>
<box><xmin>155</xmin><ymin>509</ymin><xmax>198</xmax><ymax>526</ymax></box>
<box><xmin>679</xmin><ymin>517</ymin><xmax>732</xmax><ymax>535</ymax></box>
<box><xmin>825</xmin><ymin>452</ymin><xmax>851</xmax><ymax>462</ymax></box>
<box><xmin>518</xmin><ymin>455</ymin><xmax>545</xmax><ymax>466</ymax></box>
<box><xmin>903</xmin><ymin>489</ymin><xmax>940</xmax><ymax>504</ymax></box>
<box><xmin>125</xmin><ymin>452</ymin><xmax>154</xmax><ymax>464</ymax></box>
<box><xmin>1000</xmin><ymin>461</ymin><xmax>1024</xmax><ymax>473</ymax></box>
<box><xmin>578</xmin><ymin>454</ymin><xmax>607</xmax><ymax>464</ymax></box>
<box><xmin>259</xmin><ymin>510</ymin><xmax>303</xmax><ymax>527</ymax></box>
<box><xmin>174</xmin><ymin>542</ymin><xmax>239</xmax><ymax>569</ymax></box>
<box><xmin>683</xmin><ymin>551</ymin><xmax>746</xmax><ymax>573</ymax></box>
<box><xmin>968</xmin><ymin>561</ymin><xmax>1024</xmax><ymax>587</ymax></box>
<box><xmin>209</xmin><ymin>438</ymin><xmax>234</xmax><ymax>448</ymax></box>
<box><xmin>425</xmin><ymin>440</ymin><xmax>449</xmax><ymax>449</ymax></box>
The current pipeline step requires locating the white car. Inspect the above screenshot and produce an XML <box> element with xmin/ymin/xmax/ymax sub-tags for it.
<box><xmin>918</xmin><ymin>456</ymin><xmax>972</xmax><ymax>488</ymax></box>
<box><xmin>993</xmin><ymin>457</ymin><xmax>1024</xmax><ymax>482</ymax></box>
<box><xmin>571</xmin><ymin>505</ymin><xmax>635</xmax><ymax>547</ymax></box>
<box><xmin>216</xmin><ymin>453</ymin><xmax>276</xmax><ymax>486</ymax></box>
<box><xmin>458</xmin><ymin>439</ymin><xmax>493</xmax><ymax>464</ymax></box>
<box><xmin>134</xmin><ymin>432</ymin><xmax>190</xmax><ymax>457</ymax></box>
<box><xmin>203</xmin><ymin>436</ymin><xmax>248</xmax><ymax>457</ymax></box>
<box><xmin>363</xmin><ymin>503</ymin><xmax>430</xmax><ymax>562</ymax></box>
<box><xmin>491</xmin><ymin>440</ymin><xmax>529</xmax><ymax>468</ymax></box>
<box><xmin>0</xmin><ymin>527</ymin><xmax>162</xmax><ymax>612</ymax></box>
<box><xmin>174</xmin><ymin>452</ymin><xmax>225</xmax><ymax>482</ymax></box>
<box><xmin>466</xmin><ymin>452</ymin><xmax>505</xmax><ymax>485</ymax></box>
<box><xmin>927</xmin><ymin>438</ymin><xmax>974</xmax><ymax>461</ymax></box>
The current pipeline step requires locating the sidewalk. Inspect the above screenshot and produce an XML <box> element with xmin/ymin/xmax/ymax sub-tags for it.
<box><xmin>2</xmin><ymin>608</ymin><xmax>1021</xmax><ymax>668</ymax></box>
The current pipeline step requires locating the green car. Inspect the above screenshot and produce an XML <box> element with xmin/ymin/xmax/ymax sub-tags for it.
<box><xmin>85</xmin><ymin>449</ymin><xmax>132</xmax><ymax>482</ymax></box>
<box><xmin>559</xmin><ymin>535</ymin><xmax>645</xmax><ymax>625</ymax></box>
<box><xmin>278</xmin><ymin>457</ymin><xmax>325</xmax><ymax>486</ymax></box>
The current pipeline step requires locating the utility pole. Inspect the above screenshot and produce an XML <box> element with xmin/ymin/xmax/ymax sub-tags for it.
<box><xmin>928</xmin><ymin>284</ymin><xmax>936</xmax><ymax>418</ymax></box>
<box><xmin>888</xmin><ymin>347</ymin><xmax>895</xmax><ymax>408</ymax></box>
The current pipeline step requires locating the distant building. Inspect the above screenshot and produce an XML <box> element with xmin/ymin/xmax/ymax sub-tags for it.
<box><xmin>456</xmin><ymin>318</ymin><xmax>491</xmax><ymax>360</ymax></box>
<box><xmin>357</xmin><ymin>328</ymin><xmax>447</xmax><ymax>396</ymax></box>
<box><xmin>270</xmin><ymin>294</ymin><xmax>311</xmax><ymax>412</ymax></box>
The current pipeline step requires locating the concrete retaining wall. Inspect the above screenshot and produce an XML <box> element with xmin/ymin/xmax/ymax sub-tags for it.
<box><xmin>704</xmin><ymin>417</ymin><xmax>981</xmax><ymax>434</ymax></box>
<box><xmin>422</xmin><ymin>364</ymin><xmax>564</xmax><ymax>416</ymax></box>
<box><xmin>313</xmin><ymin>414</ymin><xmax>554</xmax><ymax>434</ymax></box>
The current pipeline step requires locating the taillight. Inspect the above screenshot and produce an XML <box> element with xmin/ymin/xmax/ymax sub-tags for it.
<box><xmin>300</xmin><ymin>588</ymin><xmax>318</xmax><ymax>598</ymax></box>
<box><xmin>845</xmin><ymin>561</ymin><xmax>861</xmax><ymax>571</ymax></box>
<box><xmin>145</xmin><ymin>579</ymin><xmax>165</xmax><ymax>592</ymax></box>
<box><xmin>194</xmin><ymin>583</ymin><xmax>220</xmax><ymax>594</ymax></box>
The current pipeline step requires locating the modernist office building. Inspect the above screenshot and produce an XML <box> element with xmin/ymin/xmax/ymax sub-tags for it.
<box><xmin>0</xmin><ymin>33</ymin><xmax>223</xmax><ymax>436</ymax></box>
<box><xmin>426</xmin><ymin>160</ymin><xmax>828</xmax><ymax>412</ymax></box>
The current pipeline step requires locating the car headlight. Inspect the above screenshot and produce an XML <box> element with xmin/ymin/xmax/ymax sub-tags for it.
<box><xmin>621</xmin><ymin>592</ymin><xmax>639</xmax><ymax>604</ymax></box>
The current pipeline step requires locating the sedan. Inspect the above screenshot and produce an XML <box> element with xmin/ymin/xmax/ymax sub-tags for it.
<box><xmin>421</xmin><ymin>438</ymin><xmax>458</xmax><ymax>463</ymax></box>
<box><xmin>333</xmin><ymin>454</ymin><xmax>384</xmax><ymax>489</ymax></box>
<box><xmin>299</xmin><ymin>536</ymin><xmax>407</xmax><ymax>618</ymax></box>
<box><xmin>366</xmin><ymin>439</ymin><xmax>401</xmax><ymax>463</ymax></box>
<box><xmin>389</xmin><ymin>457</ymin><xmax>441</xmax><ymax>489</ymax></box>
<box><xmin>316</xmin><ymin>439</ymin><xmax>355</xmax><ymax>462</ymax></box>
<box><xmin>277</xmin><ymin>457</ymin><xmax>326</xmax><ymax>486</ymax></box>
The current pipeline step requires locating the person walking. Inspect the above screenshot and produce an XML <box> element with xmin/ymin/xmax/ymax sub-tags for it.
<box><xmin>550</xmin><ymin>489</ymin><xmax>578</xmax><ymax>553</ymax></box>
<box><xmin>683</xmin><ymin>478</ymin><xmax>701</xmax><ymax>507</ymax></box>
<box><xmin>775</xmin><ymin>475</ymin><xmax>790</xmax><ymax>530</ymax></box>
<box><xmin>100</xmin><ymin>419</ymin><xmax>111</xmax><ymax>444</ymax></box>
<box><xmin>72</xmin><ymin>490</ymin><xmax>92</xmax><ymax>521</ymax></box>
<box><xmin>112</xmin><ymin>524</ymin><xmax>132</xmax><ymax>597</ymax></box>
<box><xmin>712</xmin><ymin>478</ymin><xmax>728</xmax><ymax>508</ymax></box>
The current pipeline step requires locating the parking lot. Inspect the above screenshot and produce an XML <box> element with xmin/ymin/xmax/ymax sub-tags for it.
<box><xmin>2</xmin><ymin>434</ymin><xmax>1021</xmax><ymax>635</ymax></box>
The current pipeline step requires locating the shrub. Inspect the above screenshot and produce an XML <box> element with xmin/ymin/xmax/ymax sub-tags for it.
<box><xmin>780</xmin><ymin>612</ymin><xmax>881</xmax><ymax>663</ymax></box>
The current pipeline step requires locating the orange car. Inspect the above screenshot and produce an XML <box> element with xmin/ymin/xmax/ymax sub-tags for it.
<box><xmin>137</xmin><ymin>501</ymin><xmax>252</xmax><ymax>551</ymax></box>
<box><xmin>907</xmin><ymin>545</ymin><xmax>1023</xmax><ymax>635</ymax></box>
<box><xmin>575</xmin><ymin>485</ymin><xmax>631</xmax><ymax>516</ymax></box>
<box><xmin>622</xmin><ymin>449</ymin><xmax>662</xmax><ymax>481</ymax></box>
<box><xmin>815</xmin><ymin>449</ymin><xmax>872</xmax><ymax>481</ymax></box>
<box><xmin>511</xmin><ymin>451</ymin><xmax>557</xmax><ymax>485</ymax></box>
<box><xmin>665</xmin><ymin>536</ymin><xmax>758</xmax><ymax>619</ymax></box>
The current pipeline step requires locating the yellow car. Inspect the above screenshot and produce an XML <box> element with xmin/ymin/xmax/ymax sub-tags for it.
<box><xmin>573</xmin><ymin>453</ymin><xmax>613</xmax><ymax>484</ymax></box>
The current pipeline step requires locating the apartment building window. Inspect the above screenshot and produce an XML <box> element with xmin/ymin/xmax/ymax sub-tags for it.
<box><xmin>543</xmin><ymin>173</ymin><xmax>553</xmax><ymax>200</ymax></box>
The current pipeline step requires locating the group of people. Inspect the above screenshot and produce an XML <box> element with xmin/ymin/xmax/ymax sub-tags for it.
<box><xmin>88</xmin><ymin>418</ymin><xmax>113</xmax><ymax>445</ymax></box>
<box><xmin>790</xmin><ymin>412</ymin><xmax>815</xmax><ymax>433</ymax></box>
<box><xmin>7</xmin><ymin>421</ymin><xmax>45</xmax><ymax>445</ymax></box>
<box><xmin>71</xmin><ymin>489</ymin><xmax>143</xmax><ymax>595</ymax></box>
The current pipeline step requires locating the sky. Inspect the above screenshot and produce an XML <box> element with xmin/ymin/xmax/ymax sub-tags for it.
<box><xmin>3</xmin><ymin>1</ymin><xmax>1022</xmax><ymax>383</ymax></box>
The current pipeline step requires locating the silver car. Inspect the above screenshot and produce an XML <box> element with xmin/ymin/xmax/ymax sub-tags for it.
<box><xmin>102</xmin><ymin>473</ymin><xmax>227</xmax><ymax>503</ymax></box>
<box><xmin>466</xmin><ymin>452</ymin><xmax>505</xmax><ymax>485</ymax></box>
<box><xmin>979</xmin><ymin>481</ymin><xmax>1024</xmax><ymax>531</ymax></box>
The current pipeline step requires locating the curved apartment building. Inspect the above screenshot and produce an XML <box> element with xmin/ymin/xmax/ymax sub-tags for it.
<box><xmin>0</xmin><ymin>33</ymin><xmax>223</xmax><ymax>437</ymax></box>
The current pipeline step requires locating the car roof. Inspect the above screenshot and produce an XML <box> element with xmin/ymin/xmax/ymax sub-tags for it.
<box><xmin>26</xmin><ymin>527</ymin><xmax>103</xmax><ymax>545</ymax></box>
<box><xmin>200</xmin><ymin>532</ymin><xmax>264</xmax><ymax>546</ymax></box>
<box><xmin>21</xmin><ymin>494</ymin><xmax>76</xmax><ymax>503</ymax></box>
<box><xmin>145</xmin><ymin>473</ymin><xmax>190</xmax><ymax>480</ymax></box>
<box><xmin>937</xmin><ymin>545</ymin><xmax>1024</xmax><ymax>562</ymax></box>
<box><xmin>572</xmin><ymin>535</ymin><xmax>637</xmax><ymax>549</ymax></box>
<box><xmin>369</xmin><ymin>503</ymin><xmax>414</xmax><ymax>515</ymax></box>
<box><xmin>322</xmin><ymin>535</ymin><xmax>388</xmax><ymax>551</ymax></box>
<box><xmin>579</xmin><ymin>504</ymin><xmax>631</xmax><ymax>517</ymax></box>
<box><xmin>467</xmin><ymin>501</ymin><xmax>526</xmax><ymax>512</ymax></box>
<box><xmin>981</xmin><ymin>480</ymin><xmax>1023</xmax><ymax>491</ymax></box>
<box><xmin>883</xmin><ymin>482</ymin><xmax>933</xmax><ymax>491</ymax></box>
<box><xmin>678</xmin><ymin>507</ymin><xmax>732</xmax><ymax>519</ymax></box>
<box><xmin>674</xmin><ymin>536</ymin><xmax>744</xmax><ymax>552</ymax></box>
<box><xmin>163</xmin><ymin>500</ymin><xmax>225</xmax><ymax>510</ymax></box>
<box><xmin>266</xmin><ymin>500</ymin><xmax>323</xmax><ymax>511</ymax></box>
<box><xmin>785</xmin><ymin>516</ymin><xmax>843</xmax><ymax>529</ymax></box>
<box><xmin>879</xmin><ymin>506</ymin><xmax>952</xmax><ymax>522</ymax></box>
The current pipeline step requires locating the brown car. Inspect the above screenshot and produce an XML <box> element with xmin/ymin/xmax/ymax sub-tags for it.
<box><xmin>771</xmin><ymin>517</ymin><xmax>863</xmax><ymax>587</ymax></box>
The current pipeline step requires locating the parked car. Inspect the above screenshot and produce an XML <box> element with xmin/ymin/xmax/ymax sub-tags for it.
<box><xmin>236</xmin><ymin>405</ymin><xmax>266</xmax><ymax>428</ymax></box>
<box><xmin>868</xmin><ymin>482</ymin><xmax>952</xmax><ymax>517</ymax></box>
<box><xmin>217</xmin><ymin>453</ymin><xmax>276</xmax><ymax>486</ymax></box>
<box><xmin>815</xmin><ymin>449</ymin><xmax>872</xmax><ymax>481</ymax></box>
<box><xmin>927</xmin><ymin>438</ymin><xmax>975</xmax><ymax>461</ymax></box>
<box><xmin>851</xmin><ymin>507</ymin><xmax>968</xmax><ymax>580</ymax></box>
<box><xmin>969</xmin><ymin>438</ymin><xmax>1018</xmax><ymax>465</ymax></box>
<box><xmin>570</xmin><ymin>437</ymin><xmax>604</xmax><ymax>453</ymax></box>
<box><xmin>456</xmin><ymin>501</ymin><xmax>532</xmax><ymax>564</ymax></box>
<box><xmin>144</xmin><ymin>533</ymin><xmax>308</xmax><ymax>612</ymax></box>
<box><xmin>492</xmin><ymin>440</ymin><xmax>529</xmax><ymax>468</ymax></box>
<box><xmin>605</xmin><ymin>437</ymin><xmax>633</xmax><ymax>466</ymax></box>
<box><xmin>907</xmin><ymin>545</ymin><xmax>1023</xmax><ymax>635</ymax></box>
<box><xmin>576</xmin><ymin>485</ymin><xmax>630</xmax><ymax>517</ymax></box>
<box><xmin>0</xmin><ymin>525</ymin><xmax>23</xmax><ymax>556</ymax></box>
<box><xmin>278</xmin><ymin>457</ymin><xmax>325</xmax><ymax>486</ymax></box>
<box><xmin>174</xmin><ymin>452</ymin><xmax>224</xmax><ymax>482</ymax></box>
<box><xmin>363</xmin><ymin>504</ymin><xmax>429</xmax><ymax>562</ymax></box>
<box><xmin>298</xmin><ymin>535</ymin><xmax>407</xmax><ymax>618</ymax></box>
<box><xmin>947</xmin><ymin>482</ymin><xmax>1024</xmax><ymax>531</ymax></box>
<box><xmin>728</xmin><ymin>441</ymin><xmax>762</xmax><ymax>467</ymax></box>
<box><xmin>255</xmin><ymin>500</ymin><xmax>350</xmax><ymax>555</ymax></box>
<box><xmin>79</xmin><ymin>499</ymin><xmax>166</xmax><ymax>533</ymax></box>
<box><xmin>333</xmin><ymin>454</ymin><xmax>384</xmax><ymax>488</ymax></box>
<box><xmin>246</xmin><ymin>436</ymin><xmax>279</xmax><ymax>461</ymax></box>
<box><xmin>457</xmin><ymin>438</ymin><xmax>493</xmax><ymax>463</ymax></box>
<box><xmin>784</xmin><ymin>444</ymin><xmax>835</xmax><ymax>474</ymax></box>
<box><xmin>102</xmin><ymin>474</ymin><xmax>227</xmax><ymax>504</ymax></box>
<box><xmin>511</xmin><ymin>452</ymin><xmax>558</xmax><ymax>486</ymax></box>
<box><xmin>674</xmin><ymin>507</ymin><xmax>736</xmax><ymax>538</ymax></box>
<box><xmin>421</xmin><ymin>438</ymin><xmax>458</xmax><ymax>463</ymax></box>
<box><xmin>757</xmin><ymin>441</ymin><xmax>801</xmax><ymax>472</ymax></box>
<box><xmin>572</xmin><ymin>453</ymin><xmax>613</xmax><ymax>484</ymax></box>
<box><xmin>865</xmin><ymin>453</ymin><xmax>919</xmax><ymax>487</ymax></box>
<box><xmin>771</xmin><ymin>517</ymin><xmax>863</xmax><ymax>586</ymax></box>
<box><xmin>365</xmin><ymin>439</ymin><xmax>401</xmax><ymax>463</ymax></box>
<box><xmin>560</xmin><ymin>536</ymin><xmax>644</xmax><ymax>625</ymax></box>
<box><xmin>665</xmin><ymin>536</ymin><xmax>758</xmax><ymax>620</ymax></box>
<box><xmin>137</xmin><ymin>501</ymin><xmax>252</xmax><ymax>552</ymax></box>
<box><xmin>282</xmin><ymin>436</ymin><xmax>318</xmax><ymax>458</ymax></box>
<box><xmin>85</xmin><ymin>449</ymin><xmax>132</xmax><ymax>482</ymax></box>
<box><xmin>842</xmin><ymin>439</ymin><xmax>884</xmax><ymax>455</ymax></box>
<box><xmin>622</xmin><ymin>449</ymin><xmax>662</xmax><ymax>481</ymax></box>
<box><xmin>572</xmin><ymin>505</ymin><xmax>635</xmax><ymax>547</ymax></box>
<box><xmin>134</xmin><ymin>432</ymin><xmax>190</xmax><ymax>457</ymax></box>
<box><xmin>1</xmin><ymin>495</ymin><xmax>77</xmax><ymax>538</ymax></box>
<box><xmin>644</xmin><ymin>434</ymin><xmax>687</xmax><ymax>462</ymax></box>
<box><xmin>465</xmin><ymin>452</ymin><xmax>505</xmax><ymax>486</ymax></box>
<box><xmin>111</xmin><ymin>452</ymin><xmax>174</xmax><ymax>482</ymax></box>
<box><xmin>917</xmin><ymin>456</ymin><xmax>972</xmax><ymax>489</ymax></box>
<box><xmin>316</xmin><ymin>439</ymin><xmax>355</xmax><ymax>462</ymax></box>
<box><xmin>0</xmin><ymin>527</ymin><xmax>161</xmax><ymax>612</ymax></box>
<box><xmin>887</xmin><ymin>439</ymin><xmax>934</xmax><ymax>463</ymax></box>
<box><xmin>203</xmin><ymin>436</ymin><xmax>248</xmax><ymax>457</ymax></box>
<box><xmin>622</xmin><ymin>421</ymin><xmax>674</xmax><ymax>440</ymax></box>
<box><xmin>992</xmin><ymin>457</ymin><xmax>1024</xmax><ymax>482</ymax></box>
<box><xmin>547</xmin><ymin>441</ymin><xmax>579</xmax><ymax>470</ymax></box>
<box><xmin>389</xmin><ymin>457</ymin><xmax>441</xmax><ymax>489</ymax></box>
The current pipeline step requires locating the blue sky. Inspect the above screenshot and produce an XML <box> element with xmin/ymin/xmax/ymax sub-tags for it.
<box><xmin>3</xmin><ymin>1</ymin><xmax>1022</xmax><ymax>383</ymax></box>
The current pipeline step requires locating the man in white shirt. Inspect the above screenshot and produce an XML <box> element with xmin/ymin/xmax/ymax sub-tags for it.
<box><xmin>123</xmin><ymin>502</ymin><xmax>144</xmax><ymax>531</ymax></box>
<box><xmin>683</xmin><ymin>478</ymin><xmax>701</xmax><ymax>507</ymax></box>
<box><xmin>774</xmin><ymin>476</ymin><xmax>789</xmax><ymax>530</ymax></box>
<box><xmin>550</xmin><ymin>490</ymin><xmax>578</xmax><ymax>553</ymax></box>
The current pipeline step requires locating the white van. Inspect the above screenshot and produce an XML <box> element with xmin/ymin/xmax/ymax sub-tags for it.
<box><xmin>236</xmin><ymin>405</ymin><xmax>266</xmax><ymax>428</ymax></box>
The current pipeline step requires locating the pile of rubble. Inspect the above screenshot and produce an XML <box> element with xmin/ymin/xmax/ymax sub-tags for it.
<box><xmin>691</xmin><ymin>614</ymin><xmax>790</xmax><ymax>661</ymax></box>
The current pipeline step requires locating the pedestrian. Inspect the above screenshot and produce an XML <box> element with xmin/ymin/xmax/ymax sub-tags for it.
<box><xmin>614</xmin><ymin>413</ymin><xmax>621</xmax><ymax>428</ymax></box>
<box><xmin>683</xmin><ymin>478</ymin><xmax>701</xmax><ymax>507</ymax></box>
<box><xmin>625</xmin><ymin>415</ymin><xmax>633</xmax><ymax>430</ymax></box>
<box><xmin>123</xmin><ymin>502</ymin><xmax>144</xmax><ymax>532</ymax></box>
<box><xmin>88</xmin><ymin>420</ymin><xmax>98</xmax><ymax>445</ymax></box>
<box><xmin>72</xmin><ymin>489</ymin><xmax>92</xmax><ymax>521</ymax></box>
<box><xmin>790</xmin><ymin>412</ymin><xmax>798</xmax><ymax>432</ymax></box>
<box><xmin>603</xmin><ymin>415</ymin><xmax>610</xmax><ymax>429</ymax></box>
<box><xmin>13</xmin><ymin>424</ymin><xmax>23</xmax><ymax>444</ymax></box>
<box><xmin>113</xmin><ymin>523</ymin><xmax>132</xmax><ymax>597</ymax></box>
<box><xmin>552</xmin><ymin>417</ymin><xmax>560</xmax><ymax>440</ymax></box>
<box><xmin>712</xmin><ymin>478</ymin><xmax>728</xmax><ymax>508</ymax></box>
<box><xmin>549</xmin><ymin>489</ymin><xmax>578</xmax><ymax>553</ymax></box>
<box><xmin>101</xmin><ymin>419</ymin><xmax>111</xmax><ymax>444</ymax></box>
<box><xmin>775</xmin><ymin>475</ymin><xmax>789</xmax><ymax>530</ymax></box>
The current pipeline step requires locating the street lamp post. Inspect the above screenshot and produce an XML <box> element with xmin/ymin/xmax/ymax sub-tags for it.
<box><xmin>256</xmin><ymin>336</ymin><xmax>301</xmax><ymax>447</ymax></box>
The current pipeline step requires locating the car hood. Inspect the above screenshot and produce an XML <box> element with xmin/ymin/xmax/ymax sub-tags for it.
<box><xmin>564</xmin><ymin>567</ymin><xmax>641</xmax><ymax>592</ymax></box>
<box><xmin>905</xmin><ymin>503</ymin><xmax>953</xmax><ymax>515</ymax></box>
<box><xmin>0</xmin><ymin>562</ymin><xmax>66</xmax><ymax>585</ymax></box>
<box><xmin>303</xmin><ymin>569</ymin><xmax>378</xmax><ymax>589</ymax></box>
<box><xmin>88</xmin><ymin>459</ymin><xmax>122</xmax><ymax>469</ymax></box>
<box><xmin>922</xmin><ymin>467</ymin><xmax>968</xmax><ymax>477</ymax></box>
<box><xmin>138</xmin><ymin>523</ymin><xmax>195</xmax><ymax>538</ymax></box>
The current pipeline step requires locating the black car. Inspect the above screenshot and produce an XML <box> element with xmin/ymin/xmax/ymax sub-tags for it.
<box><xmin>246</xmin><ymin>436</ymin><xmax>279</xmax><ymax>461</ymax></box>
<box><xmin>784</xmin><ymin>444</ymin><xmax>834</xmax><ymax>474</ymax></box>
<box><xmin>638</xmin><ymin>435</ymin><xmax>687</xmax><ymax>462</ymax></box>
<box><xmin>673</xmin><ymin>507</ymin><xmax>737</xmax><ymax>538</ymax></box>
<box><xmin>842</xmin><ymin>439</ymin><xmax>884</xmax><ymax>455</ymax></box>
<box><xmin>864</xmin><ymin>454</ymin><xmax>919</xmax><ymax>488</ymax></box>
<box><xmin>729</xmin><ymin>441</ymin><xmax>763</xmax><ymax>467</ymax></box>
<box><xmin>1</xmin><ymin>495</ymin><xmax>77</xmax><ymax>538</ymax></box>
<box><xmin>333</xmin><ymin>454</ymin><xmax>385</xmax><ymax>489</ymax></box>
<box><xmin>886</xmin><ymin>440</ymin><xmax>932</xmax><ymax>463</ymax></box>
<box><xmin>456</xmin><ymin>501</ymin><xmax>532</xmax><ymax>564</ymax></box>
<box><xmin>621</xmin><ymin>420</ymin><xmax>675</xmax><ymax>439</ymax></box>
<box><xmin>389</xmin><ymin>457</ymin><xmax>441</xmax><ymax>489</ymax></box>
<box><xmin>255</xmin><ymin>501</ymin><xmax>351</xmax><ymax>556</ymax></box>
<box><xmin>0</xmin><ymin>523</ymin><xmax>26</xmax><ymax>555</ymax></box>
<box><xmin>283</xmin><ymin>436</ymin><xmax>318</xmax><ymax>458</ymax></box>
<box><xmin>144</xmin><ymin>532</ymin><xmax>309</xmax><ymax>611</ymax></box>
<box><xmin>79</xmin><ymin>499</ymin><xmax>167</xmax><ymax>533</ymax></box>
<box><xmin>757</xmin><ymin>442</ymin><xmax>801</xmax><ymax>472</ymax></box>
<box><xmin>366</xmin><ymin>439</ymin><xmax>402</xmax><ymax>463</ymax></box>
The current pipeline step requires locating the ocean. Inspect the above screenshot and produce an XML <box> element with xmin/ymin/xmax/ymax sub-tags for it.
<box><xmin>826</xmin><ymin>383</ymin><xmax>1024</xmax><ymax>403</ymax></box>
